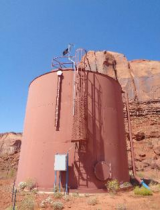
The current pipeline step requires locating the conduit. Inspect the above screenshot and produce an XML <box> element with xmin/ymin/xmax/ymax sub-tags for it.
<box><xmin>125</xmin><ymin>92</ymin><xmax>150</xmax><ymax>190</ymax></box>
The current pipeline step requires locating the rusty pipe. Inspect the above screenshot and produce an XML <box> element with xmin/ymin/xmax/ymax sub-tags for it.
<box><xmin>125</xmin><ymin>92</ymin><xmax>151</xmax><ymax>190</ymax></box>
<box><xmin>125</xmin><ymin>92</ymin><xmax>136</xmax><ymax>175</ymax></box>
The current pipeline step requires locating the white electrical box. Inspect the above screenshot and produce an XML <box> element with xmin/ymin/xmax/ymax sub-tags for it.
<box><xmin>54</xmin><ymin>154</ymin><xmax>67</xmax><ymax>171</ymax></box>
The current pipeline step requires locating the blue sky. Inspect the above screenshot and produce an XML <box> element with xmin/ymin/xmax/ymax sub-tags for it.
<box><xmin>0</xmin><ymin>0</ymin><xmax>160</xmax><ymax>133</ymax></box>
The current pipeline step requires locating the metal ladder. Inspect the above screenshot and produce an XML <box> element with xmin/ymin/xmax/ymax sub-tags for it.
<box><xmin>74</xmin><ymin>142</ymin><xmax>88</xmax><ymax>187</ymax></box>
<box><xmin>72</xmin><ymin>49</ymin><xmax>88</xmax><ymax>142</ymax></box>
<box><xmin>55</xmin><ymin>71</ymin><xmax>63</xmax><ymax>130</ymax></box>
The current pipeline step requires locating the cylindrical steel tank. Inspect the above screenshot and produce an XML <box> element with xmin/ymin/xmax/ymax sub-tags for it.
<box><xmin>16</xmin><ymin>69</ymin><xmax>129</xmax><ymax>192</ymax></box>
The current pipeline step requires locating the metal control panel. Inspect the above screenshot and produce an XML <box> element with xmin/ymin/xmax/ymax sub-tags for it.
<box><xmin>54</xmin><ymin>154</ymin><xmax>67</xmax><ymax>171</ymax></box>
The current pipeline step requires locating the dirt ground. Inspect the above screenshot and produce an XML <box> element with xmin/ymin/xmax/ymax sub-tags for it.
<box><xmin>1</xmin><ymin>177</ymin><xmax>160</xmax><ymax>210</ymax></box>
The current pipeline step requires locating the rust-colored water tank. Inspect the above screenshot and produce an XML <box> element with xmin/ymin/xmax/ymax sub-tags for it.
<box><xmin>16</xmin><ymin>69</ymin><xmax>129</xmax><ymax>192</ymax></box>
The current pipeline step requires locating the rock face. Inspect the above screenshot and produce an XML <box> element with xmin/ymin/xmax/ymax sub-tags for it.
<box><xmin>124</xmin><ymin>101</ymin><xmax>160</xmax><ymax>172</ymax></box>
<box><xmin>81</xmin><ymin>51</ymin><xmax>160</xmax><ymax>102</ymax></box>
<box><xmin>0</xmin><ymin>132</ymin><xmax>22</xmax><ymax>178</ymax></box>
<box><xmin>0</xmin><ymin>132</ymin><xmax>22</xmax><ymax>156</ymax></box>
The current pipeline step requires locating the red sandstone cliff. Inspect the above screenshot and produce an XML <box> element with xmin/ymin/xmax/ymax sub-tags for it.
<box><xmin>81</xmin><ymin>51</ymin><xmax>160</xmax><ymax>102</ymax></box>
<box><xmin>0</xmin><ymin>132</ymin><xmax>22</xmax><ymax>178</ymax></box>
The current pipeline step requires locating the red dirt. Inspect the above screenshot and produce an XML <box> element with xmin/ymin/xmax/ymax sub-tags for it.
<box><xmin>1</xmin><ymin>177</ymin><xmax>160</xmax><ymax>210</ymax></box>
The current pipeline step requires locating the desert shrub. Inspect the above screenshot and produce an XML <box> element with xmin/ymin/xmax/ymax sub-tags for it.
<box><xmin>115</xmin><ymin>203</ymin><xmax>127</xmax><ymax>210</ymax></box>
<box><xmin>18</xmin><ymin>181</ymin><xmax>27</xmax><ymax>190</ymax></box>
<box><xmin>134</xmin><ymin>186</ymin><xmax>152</xmax><ymax>196</ymax></box>
<box><xmin>54</xmin><ymin>185</ymin><xmax>59</xmax><ymax>192</ymax></box>
<box><xmin>45</xmin><ymin>196</ymin><xmax>53</xmax><ymax>203</ymax></box>
<box><xmin>72</xmin><ymin>191</ymin><xmax>79</xmax><ymax>197</ymax></box>
<box><xmin>19</xmin><ymin>195</ymin><xmax>35</xmax><ymax>210</ymax></box>
<box><xmin>54</xmin><ymin>192</ymin><xmax>63</xmax><ymax>199</ymax></box>
<box><xmin>7</xmin><ymin>168</ymin><xmax>16</xmax><ymax>178</ymax></box>
<box><xmin>40</xmin><ymin>196</ymin><xmax>54</xmax><ymax>208</ymax></box>
<box><xmin>149</xmin><ymin>182</ymin><xmax>160</xmax><ymax>193</ymax></box>
<box><xmin>40</xmin><ymin>200</ymin><xmax>46</xmax><ymax>208</ymax></box>
<box><xmin>31</xmin><ymin>188</ymin><xmax>38</xmax><ymax>194</ymax></box>
<box><xmin>63</xmin><ymin>195</ymin><xmax>70</xmax><ymax>201</ymax></box>
<box><xmin>25</xmin><ymin>178</ymin><xmax>36</xmax><ymax>190</ymax></box>
<box><xmin>87</xmin><ymin>197</ymin><xmax>98</xmax><ymax>206</ymax></box>
<box><xmin>52</xmin><ymin>201</ymin><xmax>64</xmax><ymax>210</ymax></box>
<box><xmin>105</xmin><ymin>179</ymin><xmax>119</xmax><ymax>194</ymax></box>
<box><xmin>120</xmin><ymin>182</ymin><xmax>131</xmax><ymax>188</ymax></box>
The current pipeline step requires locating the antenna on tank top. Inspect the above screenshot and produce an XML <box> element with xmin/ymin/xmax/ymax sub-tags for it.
<box><xmin>62</xmin><ymin>44</ymin><xmax>76</xmax><ymax>116</ymax></box>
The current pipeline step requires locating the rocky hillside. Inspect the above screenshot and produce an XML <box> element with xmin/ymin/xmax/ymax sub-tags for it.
<box><xmin>0</xmin><ymin>132</ymin><xmax>22</xmax><ymax>156</ymax></box>
<box><xmin>0</xmin><ymin>132</ymin><xmax>22</xmax><ymax>178</ymax></box>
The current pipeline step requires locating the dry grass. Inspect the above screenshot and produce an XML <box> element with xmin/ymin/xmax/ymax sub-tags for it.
<box><xmin>87</xmin><ymin>197</ymin><xmax>98</xmax><ymax>206</ymax></box>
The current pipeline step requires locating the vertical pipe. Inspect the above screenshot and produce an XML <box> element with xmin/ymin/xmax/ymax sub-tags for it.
<box><xmin>125</xmin><ymin>93</ymin><xmax>151</xmax><ymax>190</ymax></box>
<box><xmin>65</xmin><ymin>153</ymin><xmax>69</xmax><ymax>194</ymax></box>
<box><xmin>12</xmin><ymin>180</ymin><xmax>15</xmax><ymax>202</ymax></box>
<box><xmin>13</xmin><ymin>188</ymin><xmax>17</xmax><ymax>210</ymax></box>
<box><xmin>59</xmin><ymin>171</ymin><xmax>61</xmax><ymax>192</ymax></box>
<box><xmin>125</xmin><ymin>92</ymin><xmax>136</xmax><ymax>175</ymax></box>
<box><xmin>54</xmin><ymin>171</ymin><xmax>57</xmax><ymax>192</ymax></box>
<box><xmin>73</xmin><ymin>63</ymin><xmax>76</xmax><ymax>115</ymax></box>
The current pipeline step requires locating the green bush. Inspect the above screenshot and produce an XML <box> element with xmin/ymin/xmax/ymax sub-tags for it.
<box><xmin>105</xmin><ymin>179</ymin><xmax>119</xmax><ymax>194</ymax></box>
<box><xmin>134</xmin><ymin>186</ymin><xmax>152</xmax><ymax>196</ymax></box>
<box><xmin>52</xmin><ymin>201</ymin><xmax>64</xmax><ymax>210</ymax></box>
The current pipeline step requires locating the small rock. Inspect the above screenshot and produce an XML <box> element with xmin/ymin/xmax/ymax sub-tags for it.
<box><xmin>139</xmin><ymin>153</ymin><xmax>146</xmax><ymax>157</ymax></box>
<box><xmin>135</xmin><ymin>132</ymin><xmax>145</xmax><ymax>141</ymax></box>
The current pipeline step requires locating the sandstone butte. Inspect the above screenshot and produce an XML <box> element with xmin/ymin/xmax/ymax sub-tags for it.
<box><xmin>0</xmin><ymin>50</ymin><xmax>160</xmax><ymax>173</ymax></box>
